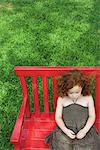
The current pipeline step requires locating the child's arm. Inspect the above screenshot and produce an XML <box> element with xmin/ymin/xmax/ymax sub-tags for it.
<box><xmin>55</xmin><ymin>97</ymin><xmax>75</xmax><ymax>139</ymax></box>
<box><xmin>55</xmin><ymin>97</ymin><xmax>68</xmax><ymax>133</ymax></box>
<box><xmin>82</xmin><ymin>95</ymin><xmax>96</xmax><ymax>133</ymax></box>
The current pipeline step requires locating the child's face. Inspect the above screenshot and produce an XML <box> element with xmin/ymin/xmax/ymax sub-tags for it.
<box><xmin>67</xmin><ymin>85</ymin><xmax>82</xmax><ymax>100</ymax></box>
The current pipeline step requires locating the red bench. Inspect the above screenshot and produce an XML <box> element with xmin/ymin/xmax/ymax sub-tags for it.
<box><xmin>10</xmin><ymin>66</ymin><xmax>100</xmax><ymax>150</ymax></box>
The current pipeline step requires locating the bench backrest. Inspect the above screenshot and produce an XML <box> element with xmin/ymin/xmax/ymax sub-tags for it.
<box><xmin>14</xmin><ymin>66</ymin><xmax>100</xmax><ymax>115</ymax></box>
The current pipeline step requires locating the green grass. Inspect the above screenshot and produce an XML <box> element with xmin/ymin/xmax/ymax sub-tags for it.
<box><xmin>0</xmin><ymin>0</ymin><xmax>100</xmax><ymax>149</ymax></box>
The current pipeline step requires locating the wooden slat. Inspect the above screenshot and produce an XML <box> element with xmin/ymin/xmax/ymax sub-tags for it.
<box><xmin>25</xmin><ymin>97</ymin><xmax>31</xmax><ymax>118</ymax></box>
<box><xmin>42</xmin><ymin>76</ymin><xmax>49</xmax><ymax>113</ymax></box>
<box><xmin>95</xmin><ymin>75</ymin><xmax>100</xmax><ymax>131</ymax></box>
<box><xmin>52</xmin><ymin>76</ymin><xmax>58</xmax><ymax>112</ymax></box>
<box><xmin>32</xmin><ymin>77</ymin><xmax>40</xmax><ymax>113</ymax></box>
<box><xmin>95</xmin><ymin>75</ymin><xmax>100</xmax><ymax>110</ymax></box>
<box><xmin>19</xmin><ymin>77</ymin><xmax>31</xmax><ymax>118</ymax></box>
<box><xmin>14</xmin><ymin>143</ymin><xmax>20</xmax><ymax>150</ymax></box>
<box><xmin>19</xmin><ymin>77</ymin><xmax>28</xmax><ymax>97</ymax></box>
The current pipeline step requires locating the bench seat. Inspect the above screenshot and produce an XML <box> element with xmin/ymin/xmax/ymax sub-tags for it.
<box><xmin>20</xmin><ymin>113</ymin><xmax>56</xmax><ymax>150</ymax></box>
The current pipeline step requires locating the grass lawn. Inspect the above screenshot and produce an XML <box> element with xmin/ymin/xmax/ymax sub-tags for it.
<box><xmin>0</xmin><ymin>0</ymin><xmax>99</xmax><ymax>149</ymax></box>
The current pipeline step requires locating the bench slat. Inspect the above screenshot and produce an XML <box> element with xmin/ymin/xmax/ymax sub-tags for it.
<box><xmin>95</xmin><ymin>75</ymin><xmax>100</xmax><ymax>132</ymax></box>
<box><xmin>42</xmin><ymin>76</ymin><xmax>49</xmax><ymax>113</ymax></box>
<box><xmin>32</xmin><ymin>77</ymin><xmax>40</xmax><ymax>113</ymax></box>
<box><xmin>19</xmin><ymin>77</ymin><xmax>28</xmax><ymax>97</ymax></box>
<box><xmin>52</xmin><ymin>76</ymin><xmax>58</xmax><ymax>111</ymax></box>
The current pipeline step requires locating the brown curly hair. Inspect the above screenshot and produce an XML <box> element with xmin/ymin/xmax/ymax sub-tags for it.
<box><xmin>56</xmin><ymin>69</ymin><xmax>91</xmax><ymax>98</ymax></box>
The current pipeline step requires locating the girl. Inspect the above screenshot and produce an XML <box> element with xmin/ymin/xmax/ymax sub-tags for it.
<box><xmin>45</xmin><ymin>69</ymin><xmax>100</xmax><ymax>150</ymax></box>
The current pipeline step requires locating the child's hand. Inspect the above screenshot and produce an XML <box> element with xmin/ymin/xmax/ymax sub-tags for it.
<box><xmin>76</xmin><ymin>129</ymin><xmax>87</xmax><ymax>139</ymax></box>
<box><xmin>66</xmin><ymin>129</ymin><xmax>76</xmax><ymax>139</ymax></box>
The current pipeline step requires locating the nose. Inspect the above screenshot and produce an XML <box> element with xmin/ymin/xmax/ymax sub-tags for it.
<box><xmin>72</xmin><ymin>94</ymin><xmax>76</xmax><ymax>97</ymax></box>
<box><xmin>72</xmin><ymin>94</ymin><xmax>78</xmax><ymax>99</ymax></box>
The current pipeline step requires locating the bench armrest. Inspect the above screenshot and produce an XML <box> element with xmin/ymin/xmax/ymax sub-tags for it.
<box><xmin>10</xmin><ymin>95</ymin><xmax>28</xmax><ymax>144</ymax></box>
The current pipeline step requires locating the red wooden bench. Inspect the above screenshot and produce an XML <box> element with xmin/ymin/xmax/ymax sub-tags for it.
<box><xmin>10</xmin><ymin>66</ymin><xmax>100</xmax><ymax>150</ymax></box>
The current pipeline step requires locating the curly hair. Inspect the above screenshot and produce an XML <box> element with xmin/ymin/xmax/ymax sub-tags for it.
<box><xmin>56</xmin><ymin>69</ymin><xmax>91</xmax><ymax>98</ymax></box>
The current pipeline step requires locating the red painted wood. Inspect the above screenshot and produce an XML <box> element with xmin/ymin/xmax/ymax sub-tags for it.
<box><xmin>20</xmin><ymin>113</ymin><xmax>56</xmax><ymax>150</ymax></box>
<box><xmin>42</xmin><ymin>76</ymin><xmax>49</xmax><ymax>113</ymax></box>
<box><xmin>25</xmin><ymin>97</ymin><xmax>31</xmax><ymax>118</ymax></box>
<box><xmin>52</xmin><ymin>76</ymin><xmax>58</xmax><ymax>112</ymax></box>
<box><xmin>95</xmin><ymin>75</ymin><xmax>100</xmax><ymax>132</ymax></box>
<box><xmin>19</xmin><ymin>77</ymin><xmax>28</xmax><ymax>97</ymax></box>
<box><xmin>14</xmin><ymin>143</ymin><xmax>20</xmax><ymax>150</ymax></box>
<box><xmin>19</xmin><ymin>77</ymin><xmax>31</xmax><ymax>118</ymax></box>
<box><xmin>32</xmin><ymin>77</ymin><xmax>40</xmax><ymax>113</ymax></box>
<box><xmin>10</xmin><ymin>95</ymin><xmax>28</xmax><ymax>144</ymax></box>
<box><xmin>14</xmin><ymin>66</ymin><xmax>100</xmax><ymax>77</ymax></box>
<box><xmin>10</xmin><ymin>66</ymin><xmax>100</xmax><ymax>149</ymax></box>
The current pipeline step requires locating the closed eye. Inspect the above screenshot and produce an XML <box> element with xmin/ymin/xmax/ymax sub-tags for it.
<box><xmin>70</xmin><ymin>92</ymin><xmax>79</xmax><ymax>94</ymax></box>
